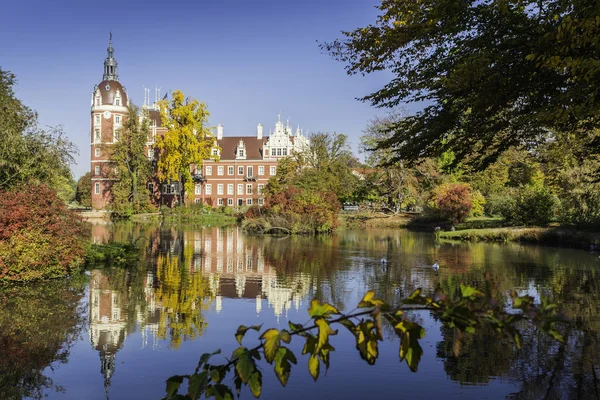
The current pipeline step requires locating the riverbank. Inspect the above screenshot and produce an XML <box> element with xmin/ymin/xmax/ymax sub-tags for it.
<box><xmin>339</xmin><ymin>212</ymin><xmax>414</xmax><ymax>229</ymax></box>
<box><xmin>438</xmin><ymin>227</ymin><xmax>600</xmax><ymax>250</ymax></box>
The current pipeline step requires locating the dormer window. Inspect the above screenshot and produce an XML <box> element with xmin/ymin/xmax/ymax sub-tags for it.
<box><xmin>238</xmin><ymin>149</ymin><xmax>245</xmax><ymax>157</ymax></box>
<box><xmin>115</xmin><ymin>98</ymin><xmax>120</xmax><ymax>106</ymax></box>
<box><xmin>236</xmin><ymin>139</ymin><xmax>247</xmax><ymax>159</ymax></box>
<box><xmin>95</xmin><ymin>97</ymin><xmax>101</xmax><ymax>106</ymax></box>
<box><xmin>212</xmin><ymin>148</ymin><xmax>219</xmax><ymax>157</ymax></box>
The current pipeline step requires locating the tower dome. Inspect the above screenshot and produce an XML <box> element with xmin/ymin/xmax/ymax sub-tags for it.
<box><xmin>93</xmin><ymin>80</ymin><xmax>128</xmax><ymax>107</ymax></box>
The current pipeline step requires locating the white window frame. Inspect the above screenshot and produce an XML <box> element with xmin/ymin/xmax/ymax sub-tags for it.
<box><xmin>218</xmin><ymin>166</ymin><xmax>224</xmax><ymax>176</ymax></box>
<box><xmin>148</xmin><ymin>148</ymin><xmax>154</xmax><ymax>160</ymax></box>
<box><xmin>217</xmin><ymin>184</ymin><xmax>224</xmax><ymax>195</ymax></box>
<box><xmin>95</xmin><ymin>165</ymin><xmax>100</xmax><ymax>175</ymax></box>
<box><xmin>246</xmin><ymin>198</ymin><xmax>252</xmax><ymax>205</ymax></box>
<box><xmin>228</xmin><ymin>198</ymin><xmax>234</xmax><ymax>206</ymax></box>
<box><xmin>247</xmin><ymin>166</ymin><xmax>253</xmax><ymax>177</ymax></box>
<box><xmin>237</xmin><ymin>184</ymin><xmax>243</xmax><ymax>195</ymax></box>
<box><xmin>258</xmin><ymin>166</ymin><xmax>264</xmax><ymax>176</ymax></box>
<box><xmin>217</xmin><ymin>198</ymin><xmax>224</xmax><ymax>206</ymax></box>
<box><xmin>270</xmin><ymin>166</ymin><xmax>276</xmax><ymax>175</ymax></box>
<box><xmin>95</xmin><ymin>148</ymin><xmax>100</xmax><ymax>157</ymax></box>
<box><xmin>115</xmin><ymin>115</ymin><xmax>121</xmax><ymax>125</ymax></box>
<box><xmin>238</xmin><ymin>166</ymin><xmax>244</xmax><ymax>175</ymax></box>
<box><xmin>206</xmin><ymin>166</ymin><xmax>212</xmax><ymax>176</ymax></box>
<box><xmin>205</xmin><ymin>184</ymin><xmax>212</xmax><ymax>195</ymax></box>
<box><xmin>227</xmin><ymin>184</ymin><xmax>234</xmax><ymax>195</ymax></box>
<box><xmin>95</xmin><ymin>182</ymin><xmax>100</xmax><ymax>194</ymax></box>
<box><xmin>258</xmin><ymin>184</ymin><xmax>264</xmax><ymax>194</ymax></box>
<box><xmin>94</xmin><ymin>114</ymin><xmax>100</xmax><ymax>125</ymax></box>
<box><xmin>228</xmin><ymin>166</ymin><xmax>234</xmax><ymax>175</ymax></box>
<box><xmin>195</xmin><ymin>184</ymin><xmax>202</xmax><ymax>195</ymax></box>
<box><xmin>94</xmin><ymin>128</ymin><xmax>101</xmax><ymax>143</ymax></box>
<box><xmin>246</xmin><ymin>184</ymin><xmax>252</xmax><ymax>195</ymax></box>
<box><xmin>258</xmin><ymin>198</ymin><xmax>264</xmax><ymax>206</ymax></box>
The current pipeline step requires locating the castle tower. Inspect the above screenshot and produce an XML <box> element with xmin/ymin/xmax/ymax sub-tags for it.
<box><xmin>90</xmin><ymin>33</ymin><xmax>129</xmax><ymax>210</ymax></box>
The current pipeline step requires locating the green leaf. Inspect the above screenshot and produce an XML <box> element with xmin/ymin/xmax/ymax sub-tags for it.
<box><xmin>460</xmin><ymin>284</ymin><xmax>484</xmax><ymax>299</ymax></box>
<box><xmin>288</xmin><ymin>321</ymin><xmax>304</xmax><ymax>331</ymax></box>
<box><xmin>316</xmin><ymin>318</ymin><xmax>337</xmax><ymax>351</ymax></box>
<box><xmin>280</xmin><ymin>329</ymin><xmax>292</xmax><ymax>343</ymax></box>
<box><xmin>308</xmin><ymin>354</ymin><xmax>320</xmax><ymax>381</ymax></box>
<box><xmin>358</xmin><ymin>291</ymin><xmax>385</xmax><ymax>308</ymax></box>
<box><xmin>196</xmin><ymin>350</ymin><xmax>221</xmax><ymax>372</ymax></box>
<box><xmin>302</xmin><ymin>334</ymin><xmax>317</xmax><ymax>355</ymax></box>
<box><xmin>165</xmin><ymin>375</ymin><xmax>184</xmax><ymax>397</ymax></box>
<box><xmin>307</xmin><ymin>299</ymin><xmax>340</xmax><ymax>319</ymax></box>
<box><xmin>396</xmin><ymin>321</ymin><xmax>425</xmax><ymax>372</ymax></box>
<box><xmin>205</xmin><ymin>384</ymin><xmax>235</xmax><ymax>400</ymax></box>
<box><xmin>235</xmin><ymin>324</ymin><xmax>262</xmax><ymax>345</ymax></box>
<box><xmin>248</xmin><ymin>370</ymin><xmax>262</xmax><ymax>398</ymax></box>
<box><xmin>187</xmin><ymin>371</ymin><xmax>209</xmax><ymax>399</ymax></box>
<box><xmin>232</xmin><ymin>347</ymin><xmax>255</xmax><ymax>383</ymax></box>
<box><xmin>259</xmin><ymin>328</ymin><xmax>281</xmax><ymax>363</ymax></box>
<box><xmin>274</xmin><ymin>346</ymin><xmax>297</xmax><ymax>386</ymax></box>
<box><xmin>547</xmin><ymin>329</ymin><xmax>564</xmax><ymax>342</ymax></box>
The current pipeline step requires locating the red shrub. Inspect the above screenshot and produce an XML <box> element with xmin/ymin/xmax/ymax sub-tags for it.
<box><xmin>0</xmin><ymin>184</ymin><xmax>89</xmax><ymax>281</ymax></box>
<box><xmin>430</xmin><ymin>183</ymin><xmax>473</xmax><ymax>224</ymax></box>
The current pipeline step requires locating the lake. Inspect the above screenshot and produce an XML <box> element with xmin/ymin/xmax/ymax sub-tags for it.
<box><xmin>1</xmin><ymin>222</ymin><xmax>599</xmax><ymax>399</ymax></box>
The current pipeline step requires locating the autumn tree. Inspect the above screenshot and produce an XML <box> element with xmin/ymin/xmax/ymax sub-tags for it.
<box><xmin>108</xmin><ymin>103</ymin><xmax>153</xmax><ymax>216</ymax></box>
<box><xmin>75</xmin><ymin>172</ymin><xmax>92</xmax><ymax>208</ymax></box>
<box><xmin>322</xmin><ymin>0</ymin><xmax>600</xmax><ymax>170</ymax></box>
<box><xmin>156</xmin><ymin>90</ymin><xmax>216</xmax><ymax>206</ymax></box>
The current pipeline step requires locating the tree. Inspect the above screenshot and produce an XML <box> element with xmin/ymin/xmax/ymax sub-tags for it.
<box><xmin>295</xmin><ymin>132</ymin><xmax>359</xmax><ymax>203</ymax></box>
<box><xmin>75</xmin><ymin>172</ymin><xmax>92</xmax><ymax>208</ymax></box>
<box><xmin>0</xmin><ymin>69</ymin><xmax>77</xmax><ymax>191</ymax></box>
<box><xmin>322</xmin><ymin>1</ymin><xmax>600</xmax><ymax>170</ymax></box>
<box><xmin>156</xmin><ymin>90</ymin><xmax>215</xmax><ymax>206</ymax></box>
<box><xmin>107</xmin><ymin>103</ymin><xmax>153</xmax><ymax>216</ymax></box>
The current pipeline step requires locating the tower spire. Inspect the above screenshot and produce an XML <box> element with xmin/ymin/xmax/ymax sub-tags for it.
<box><xmin>103</xmin><ymin>32</ymin><xmax>119</xmax><ymax>81</ymax></box>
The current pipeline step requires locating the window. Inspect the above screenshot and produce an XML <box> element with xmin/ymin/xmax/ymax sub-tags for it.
<box><xmin>162</xmin><ymin>184</ymin><xmax>167</xmax><ymax>194</ymax></box>
<box><xmin>206</xmin><ymin>166</ymin><xmax>212</xmax><ymax>175</ymax></box>
<box><xmin>218</xmin><ymin>166</ymin><xmax>224</xmax><ymax>176</ymax></box>
<box><xmin>238</xmin><ymin>199</ymin><xmax>243</xmax><ymax>206</ymax></box>
<box><xmin>258</xmin><ymin>166</ymin><xmax>264</xmax><ymax>176</ymax></box>
<box><xmin>95</xmin><ymin>97</ymin><xmax>100</xmax><ymax>106</ymax></box>
<box><xmin>115</xmin><ymin>115</ymin><xmax>121</xmax><ymax>124</ymax></box>
<box><xmin>228</xmin><ymin>198</ymin><xmax>234</xmax><ymax>206</ymax></box>
<box><xmin>195</xmin><ymin>184</ymin><xmax>201</xmax><ymax>195</ymax></box>
<box><xmin>246</xmin><ymin>198</ymin><xmax>252</xmax><ymax>205</ymax></box>
<box><xmin>238</xmin><ymin>149</ymin><xmax>245</xmax><ymax>157</ymax></box>
<box><xmin>95</xmin><ymin>148</ymin><xmax>100</xmax><ymax>157</ymax></box>
<box><xmin>94</xmin><ymin>114</ymin><xmax>100</xmax><ymax>125</ymax></box>
<box><xmin>247</xmin><ymin>166</ymin><xmax>253</xmax><ymax>177</ymax></box>
<box><xmin>115</xmin><ymin>98</ymin><xmax>120</xmax><ymax>106</ymax></box>
<box><xmin>195</xmin><ymin>198</ymin><xmax>200</xmax><ymax>204</ymax></box>
<box><xmin>246</xmin><ymin>184</ymin><xmax>252</xmax><ymax>195</ymax></box>
<box><xmin>238</xmin><ymin>166</ymin><xmax>244</xmax><ymax>175</ymax></box>
<box><xmin>218</xmin><ymin>198</ymin><xmax>224</xmax><ymax>206</ymax></box>
<box><xmin>228</xmin><ymin>166</ymin><xmax>234</xmax><ymax>175</ymax></box>
<box><xmin>95</xmin><ymin>183</ymin><xmax>100</xmax><ymax>194</ymax></box>
<box><xmin>94</xmin><ymin>128</ymin><xmax>101</xmax><ymax>143</ymax></box>
<box><xmin>237</xmin><ymin>184</ymin><xmax>243</xmax><ymax>195</ymax></box>
<box><xmin>217</xmin><ymin>184</ymin><xmax>224</xmax><ymax>195</ymax></box>
<box><xmin>227</xmin><ymin>184</ymin><xmax>234</xmax><ymax>195</ymax></box>
<box><xmin>95</xmin><ymin>165</ymin><xmax>100</xmax><ymax>175</ymax></box>
<box><xmin>270</xmin><ymin>166</ymin><xmax>276</xmax><ymax>175</ymax></box>
<box><xmin>258</xmin><ymin>198</ymin><xmax>264</xmax><ymax>206</ymax></box>
<box><xmin>212</xmin><ymin>148</ymin><xmax>219</xmax><ymax>156</ymax></box>
<box><xmin>148</xmin><ymin>183</ymin><xmax>154</xmax><ymax>193</ymax></box>
<box><xmin>114</xmin><ymin>130</ymin><xmax>119</xmax><ymax>142</ymax></box>
<box><xmin>205</xmin><ymin>184</ymin><xmax>212</xmax><ymax>195</ymax></box>
<box><xmin>258</xmin><ymin>184</ymin><xmax>264</xmax><ymax>194</ymax></box>
<box><xmin>148</xmin><ymin>148</ymin><xmax>154</xmax><ymax>159</ymax></box>
<box><xmin>283</xmin><ymin>148</ymin><xmax>287</xmax><ymax>156</ymax></box>
<box><xmin>277</xmin><ymin>148</ymin><xmax>282</xmax><ymax>156</ymax></box>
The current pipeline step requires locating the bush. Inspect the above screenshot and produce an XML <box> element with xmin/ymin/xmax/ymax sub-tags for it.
<box><xmin>469</xmin><ymin>190</ymin><xmax>486</xmax><ymax>218</ymax></box>
<box><xmin>427</xmin><ymin>183</ymin><xmax>473</xmax><ymax>224</ymax></box>
<box><xmin>0</xmin><ymin>184</ymin><xmax>89</xmax><ymax>282</ymax></box>
<box><xmin>243</xmin><ymin>186</ymin><xmax>340</xmax><ymax>234</ymax></box>
<box><xmin>500</xmin><ymin>186</ymin><xmax>559</xmax><ymax>226</ymax></box>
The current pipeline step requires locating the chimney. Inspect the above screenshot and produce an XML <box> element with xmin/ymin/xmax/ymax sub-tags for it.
<box><xmin>257</xmin><ymin>123</ymin><xmax>263</xmax><ymax>139</ymax></box>
<box><xmin>217</xmin><ymin>124</ymin><xmax>223</xmax><ymax>140</ymax></box>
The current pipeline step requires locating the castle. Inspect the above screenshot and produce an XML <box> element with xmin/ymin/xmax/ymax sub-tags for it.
<box><xmin>90</xmin><ymin>35</ymin><xmax>309</xmax><ymax>210</ymax></box>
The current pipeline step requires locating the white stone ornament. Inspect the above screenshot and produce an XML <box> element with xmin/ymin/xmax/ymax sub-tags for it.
<box><xmin>103</xmin><ymin>111</ymin><xmax>112</xmax><ymax>119</ymax></box>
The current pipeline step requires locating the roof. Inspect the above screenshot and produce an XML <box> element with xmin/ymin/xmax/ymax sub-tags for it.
<box><xmin>147</xmin><ymin>109</ymin><xmax>162</xmax><ymax>127</ymax></box>
<box><xmin>217</xmin><ymin>137</ymin><xmax>266</xmax><ymax>160</ymax></box>
<box><xmin>96</xmin><ymin>80</ymin><xmax>128</xmax><ymax>107</ymax></box>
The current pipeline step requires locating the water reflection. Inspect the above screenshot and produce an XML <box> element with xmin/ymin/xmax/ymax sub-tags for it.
<box><xmin>15</xmin><ymin>224</ymin><xmax>599</xmax><ymax>399</ymax></box>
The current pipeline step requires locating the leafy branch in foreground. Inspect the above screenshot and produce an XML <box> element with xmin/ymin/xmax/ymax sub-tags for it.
<box><xmin>163</xmin><ymin>276</ymin><xmax>568</xmax><ymax>399</ymax></box>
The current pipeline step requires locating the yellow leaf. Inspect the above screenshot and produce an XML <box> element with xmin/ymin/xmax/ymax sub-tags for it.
<box><xmin>307</xmin><ymin>299</ymin><xmax>340</xmax><ymax>319</ymax></box>
<box><xmin>260</xmin><ymin>328</ymin><xmax>280</xmax><ymax>363</ymax></box>
<box><xmin>315</xmin><ymin>318</ymin><xmax>337</xmax><ymax>352</ymax></box>
<box><xmin>308</xmin><ymin>354</ymin><xmax>320</xmax><ymax>381</ymax></box>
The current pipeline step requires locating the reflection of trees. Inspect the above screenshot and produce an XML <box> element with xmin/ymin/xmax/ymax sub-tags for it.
<box><xmin>0</xmin><ymin>277</ymin><xmax>86</xmax><ymax>399</ymax></box>
<box><xmin>154</xmin><ymin>243</ymin><xmax>213</xmax><ymax>349</ymax></box>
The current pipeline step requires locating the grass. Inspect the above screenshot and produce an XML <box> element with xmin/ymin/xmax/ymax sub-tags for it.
<box><xmin>338</xmin><ymin>212</ymin><xmax>414</xmax><ymax>229</ymax></box>
<box><xmin>438</xmin><ymin>226</ymin><xmax>600</xmax><ymax>249</ymax></box>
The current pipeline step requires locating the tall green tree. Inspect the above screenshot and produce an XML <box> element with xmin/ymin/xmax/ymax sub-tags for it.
<box><xmin>295</xmin><ymin>132</ymin><xmax>359</xmax><ymax>203</ymax></box>
<box><xmin>156</xmin><ymin>90</ymin><xmax>215</xmax><ymax>206</ymax></box>
<box><xmin>107</xmin><ymin>103</ymin><xmax>153</xmax><ymax>216</ymax></box>
<box><xmin>0</xmin><ymin>69</ymin><xmax>77</xmax><ymax>192</ymax></box>
<box><xmin>322</xmin><ymin>0</ymin><xmax>600</xmax><ymax>170</ymax></box>
<box><xmin>75</xmin><ymin>172</ymin><xmax>92</xmax><ymax>208</ymax></box>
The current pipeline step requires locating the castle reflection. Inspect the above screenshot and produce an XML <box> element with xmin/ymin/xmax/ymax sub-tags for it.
<box><xmin>87</xmin><ymin>224</ymin><xmax>313</xmax><ymax>395</ymax></box>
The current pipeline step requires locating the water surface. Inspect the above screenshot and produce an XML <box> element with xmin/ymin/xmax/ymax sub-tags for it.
<box><xmin>2</xmin><ymin>223</ymin><xmax>599</xmax><ymax>399</ymax></box>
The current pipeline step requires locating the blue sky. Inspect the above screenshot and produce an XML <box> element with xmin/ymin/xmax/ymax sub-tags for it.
<box><xmin>1</xmin><ymin>0</ymin><xmax>411</xmax><ymax>179</ymax></box>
